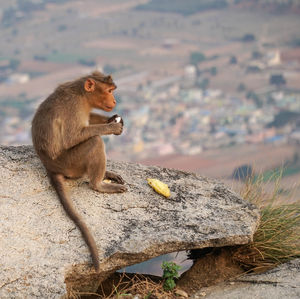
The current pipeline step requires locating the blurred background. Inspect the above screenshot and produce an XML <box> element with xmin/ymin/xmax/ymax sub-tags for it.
<box><xmin>0</xmin><ymin>0</ymin><xmax>300</xmax><ymax>200</ymax></box>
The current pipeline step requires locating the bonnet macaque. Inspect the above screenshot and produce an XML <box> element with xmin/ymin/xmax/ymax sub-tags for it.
<box><xmin>31</xmin><ymin>71</ymin><xmax>126</xmax><ymax>271</ymax></box>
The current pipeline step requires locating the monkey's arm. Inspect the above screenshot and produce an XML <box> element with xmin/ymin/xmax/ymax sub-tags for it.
<box><xmin>63</xmin><ymin>123</ymin><xmax>122</xmax><ymax>150</ymax></box>
<box><xmin>89</xmin><ymin>113</ymin><xmax>109</xmax><ymax>124</ymax></box>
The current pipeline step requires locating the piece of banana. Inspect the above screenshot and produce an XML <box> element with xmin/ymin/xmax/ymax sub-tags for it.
<box><xmin>147</xmin><ymin>178</ymin><xmax>171</xmax><ymax>198</ymax></box>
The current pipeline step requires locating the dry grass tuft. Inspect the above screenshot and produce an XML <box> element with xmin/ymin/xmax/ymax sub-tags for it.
<box><xmin>233</xmin><ymin>173</ymin><xmax>300</xmax><ymax>272</ymax></box>
<box><xmin>96</xmin><ymin>272</ymin><xmax>176</xmax><ymax>299</ymax></box>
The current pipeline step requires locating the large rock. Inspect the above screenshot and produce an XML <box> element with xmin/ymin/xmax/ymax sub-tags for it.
<box><xmin>0</xmin><ymin>145</ymin><xmax>260</xmax><ymax>298</ymax></box>
<box><xmin>192</xmin><ymin>259</ymin><xmax>300</xmax><ymax>299</ymax></box>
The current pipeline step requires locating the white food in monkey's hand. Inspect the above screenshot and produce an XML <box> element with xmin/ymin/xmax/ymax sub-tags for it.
<box><xmin>114</xmin><ymin>116</ymin><xmax>121</xmax><ymax>123</ymax></box>
<box><xmin>107</xmin><ymin>114</ymin><xmax>123</xmax><ymax>124</ymax></box>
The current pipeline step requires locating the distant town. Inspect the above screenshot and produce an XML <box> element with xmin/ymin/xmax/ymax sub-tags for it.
<box><xmin>1</xmin><ymin>49</ymin><xmax>300</xmax><ymax>163</ymax></box>
<box><xmin>0</xmin><ymin>0</ymin><xmax>300</xmax><ymax>166</ymax></box>
<box><xmin>109</xmin><ymin>58</ymin><xmax>300</xmax><ymax>162</ymax></box>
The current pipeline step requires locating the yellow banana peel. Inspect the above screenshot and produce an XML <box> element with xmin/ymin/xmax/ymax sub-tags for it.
<box><xmin>147</xmin><ymin>178</ymin><xmax>171</xmax><ymax>198</ymax></box>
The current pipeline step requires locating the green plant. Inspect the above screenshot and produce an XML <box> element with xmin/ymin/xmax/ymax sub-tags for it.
<box><xmin>190</xmin><ymin>51</ymin><xmax>206</xmax><ymax>65</ymax></box>
<box><xmin>161</xmin><ymin>261</ymin><xmax>181</xmax><ymax>291</ymax></box>
<box><xmin>270</xmin><ymin>74</ymin><xmax>286</xmax><ymax>87</ymax></box>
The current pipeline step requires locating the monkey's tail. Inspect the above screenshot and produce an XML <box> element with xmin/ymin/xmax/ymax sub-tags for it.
<box><xmin>49</xmin><ymin>173</ymin><xmax>100</xmax><ymax>272</ymax></box>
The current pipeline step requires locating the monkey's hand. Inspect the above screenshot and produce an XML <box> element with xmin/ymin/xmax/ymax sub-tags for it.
<box><xmin>108</xmin><ymin>122</ymin><xmax>123</xmax><ymax>135</ymax></box>
<box><xmin>107</xmin><ymin>114</ymin><xmax>124</xmax><ymax>126</ymax></box>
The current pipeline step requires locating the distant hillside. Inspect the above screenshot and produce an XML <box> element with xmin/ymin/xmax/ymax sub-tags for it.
<box><xmin>136</xmin><ymin>0</ymin><xmax>300</xmax><ymax>15</ymax></box>
<box><xmin>1</xmin><ymin>0</ymin><xmax>69</xmax><ymax>28</ymax></box>
<box><xmin>234</xmin><ymin>0</ymin><xmax>300</xmax><ymax>13</ymax></box>
<box><xmin>135</xmin><ymin>0</ymin><xmax>228</xmax><ymax>16</ymax></box>
<box><xmin>235</xmin><ymin>0</ymin><xmax>300</xmax><ymax>4</ymax></box>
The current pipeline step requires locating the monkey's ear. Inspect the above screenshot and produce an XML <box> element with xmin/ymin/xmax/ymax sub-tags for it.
<box><xmin>84</xmin><ymin>78</ymin><xmax>96</xmax><ymax>92</ymax></box>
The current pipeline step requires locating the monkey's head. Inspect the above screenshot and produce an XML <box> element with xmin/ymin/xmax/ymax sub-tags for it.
<box><xmin>84</xmin><ymin>71</ymin><xmax>117</xmax><ymax>112</ymax></box>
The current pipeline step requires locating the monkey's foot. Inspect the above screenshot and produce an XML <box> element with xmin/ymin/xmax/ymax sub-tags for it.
<box><xmin>92</xmin><ymin>182</ymin><xmax>127</xmax><ymax>193</ymax></box>
<box><xmin>104</xmin><ymin>171</ymin><xmax>125</xmax><ymax>184</ymax></box>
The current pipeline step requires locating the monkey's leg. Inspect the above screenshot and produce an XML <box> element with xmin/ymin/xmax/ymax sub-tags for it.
<box><xmin>45</xmin><ymin>136</ymin><xmax>127</xmax><ymax>193</ymax></box>
<box><xmin>85</xmin><ymin>137</ymin><xmax>127</xmax><ymax>193</ymax></box>
<box><xmin>94</xmin><ymin>181</ymin><xmax>127</xmax><ymax>193</ymax></box>
<box><xmin>44</xmin><ymin>135</ymin><xmax>103</xmax><ymax>178</ymax></box>
<box><xmin>104</xmin><ymin>171</ymin><xmax>125</xmax><ymax>184</ymax></box>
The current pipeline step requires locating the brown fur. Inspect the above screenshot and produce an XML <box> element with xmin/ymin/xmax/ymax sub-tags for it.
<box><xmin>31</xmin><ymin>71</ymin><xmax>127</xmax><ymax>272</ymax></box>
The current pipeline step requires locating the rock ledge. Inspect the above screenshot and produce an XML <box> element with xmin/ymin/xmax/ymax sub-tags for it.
<box><xmin>0</xmin><ymin>146</ymin><xmax>260</xmax><ymax>298</ymax></box>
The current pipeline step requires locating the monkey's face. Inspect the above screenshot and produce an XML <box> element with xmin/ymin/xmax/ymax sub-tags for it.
<box><xmin>95</xmin><ymin>85</ymin><xmax>117</xmax><ymax>112</ymax></box>
<box><xmin>85</xmin><ymin>79</ymin><xmax>117</xmax><ymax>111</ymax></box>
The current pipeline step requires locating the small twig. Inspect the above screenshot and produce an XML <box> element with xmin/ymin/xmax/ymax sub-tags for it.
<box><xmin>234</xmin><ymin>279</ymin><xmax>279</xmax><ymax>286</ymax></box>
<box><xmin>0</xmin><ymin>278</ymin><xmax>20</xmax><ymax>289</ymax></box>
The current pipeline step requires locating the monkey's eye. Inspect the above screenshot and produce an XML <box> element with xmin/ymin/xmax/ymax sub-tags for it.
<box><xmin>108</xmin><ymin>89</ymin><xmax>113</xmax><ymax>93</ymax></box>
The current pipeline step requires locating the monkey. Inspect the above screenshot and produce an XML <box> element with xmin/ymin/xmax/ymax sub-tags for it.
<box><xmin>31</xmin><ymin>71</ymin><xmax>127</xmax><ymax>272</ymax></box>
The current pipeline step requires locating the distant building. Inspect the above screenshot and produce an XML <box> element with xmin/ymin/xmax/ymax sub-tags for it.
<box><xmin>266</xmin><ymin>50</ymin><xmax>281</xmax><ymax>66</ymax></box>
<box><xmin>6</xmin><ymin>73</ymin><xmax>30</xmax><ymax>84</ymax></box>
<box><xmin>184</xmin><ymin>65</ymin><xmax>197</xmax><ymax>79</ymax></box>
<box><xmin>162</xmin><ymin>38</ymin><xmax>179</xmax><ymax>49</ymax></box>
